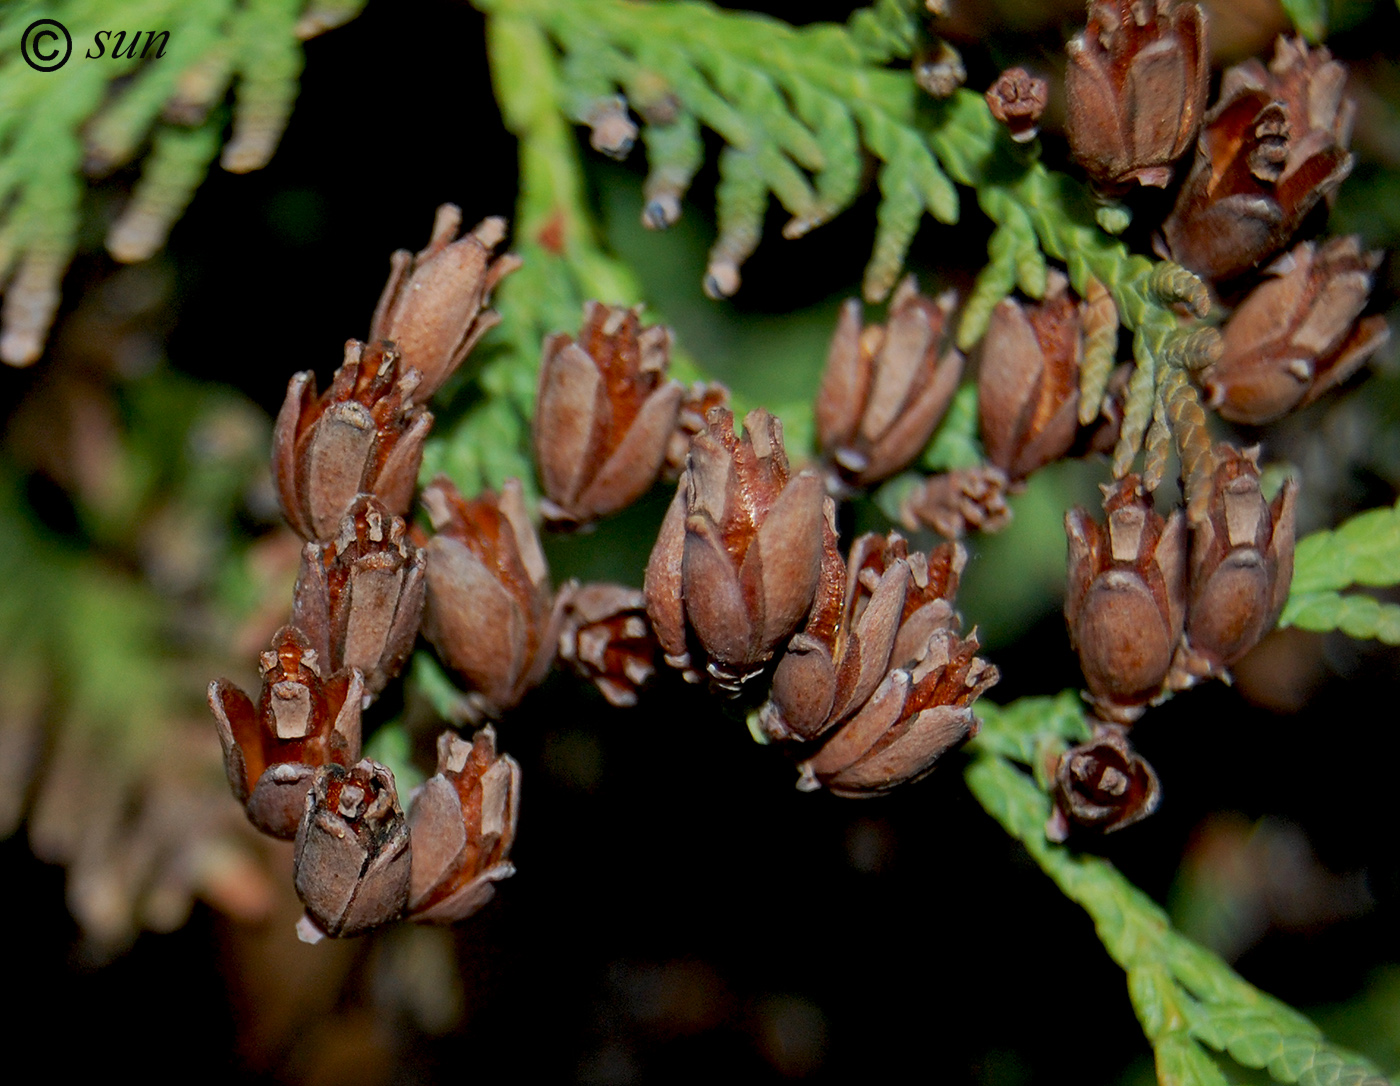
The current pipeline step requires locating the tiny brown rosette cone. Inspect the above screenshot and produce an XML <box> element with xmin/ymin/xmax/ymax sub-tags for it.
<box><xmin>1064</xmin><ymin>0</ymin><xmax>1209</xmax><ymax>190</ymax></box>
<box><xmin>208</xmin><ymin>625</ymin><xmax>363</xmax><ymax>839</ymax></box>
<box><xmin>796</xmin><ymin>628</ymin><xmax>998</xmax><ymax>797</ymax></box>
<box><xmin>816</xmin><ymin>277</ymin><xmax>964</xmax><ymax>489</ymax></box>
<box><xmin>1160</xmin><ymin>38</ymin><xmax>1355</xmax><ymax>284</ymax></box>
<box><xmin>558</xmin><ymin>584</ymin><xmax>657</xmax><ymax>707</ymax></box>
<box><xmin>1047</xmin><ymin>725</ymin><xmax>1161</xmax><ymax>840</ymax></box>
<box><xmin>272</xmin><ymin>340</ymin><xmax>432</xmax><ymax>542</ymax></box>
<box><xmin>419</xmin><ymin>477</ymin><xmax>570</xmax><ymax>723</ymax></box>
<box><xmin>292</xmin><ymin>495</ymin><xmax>426</xmax><ymax>698</ymax></box>
<box><xmin>369</xmin><ymin>205</ymin><xmax>521</xmax><ymax>399</ymax></box>
<box><xmin>985</xmin><ymin>67</ymin><xmax>1048</xmax><ymax>144</ymax></box>
<box><xmin>645</xmin><ymin>407</ymin><xmax>828</xmax><ymax>692</ymax></box>
<box><xmin>1169</xmin><ymin>446</ymin><xmax>1298</xmax><ymax>688</ymax></box>
<box><xmin>294</xmin><ymin>759</ymin><xmax>411</xmax><ymax>940</ymax></box>
<box><xmin>899</xmin><ymin>465</ymin><xmax>1013</xmax><ymax>539</ymax></box>
<box><xmin>406</xmin><ymin>728</ymin><xmax>520</xmax><ymax>924</ymax></box>
<box><xmin>1065</xmin><ymin>476</ymin><xmax>1188</xmax><ymax>724</ymax></box>
<box><xmin>979</xmin><ymin>271</ymin><xmax>1083</xmax><ymax>481</ymax></box>
<box><xmin>1201</xmin><ymin>238</ymin><xmax>1388</xmax><ymax>425</ymax></box>
<box><xmin>534</xmin><ymin>302</ymin><xmax>683</xmax><ymax>527</ymax></box>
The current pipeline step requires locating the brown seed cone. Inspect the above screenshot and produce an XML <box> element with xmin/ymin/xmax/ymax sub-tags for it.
<box><xmin>1064</xmin><ymin>0</ymin><xmax>1209</xmax><ymax>190</ymax></box>
<box><xmin>272</xmin><ymin>340</ymin><xmax>432</xmax><ymax>542</ymax></box>
<box><xmin>419</xmin><ymin>477</ymin><xmax>570</xmax><ymax>723</ymax></box>
<box><xmin>1065</xmin><ymin>476</ymin><xmax>1188</xmax><ymax>724</ymax></box>
<box><xmin>1159</xmin><ymin>38</ymin><xmax>1355</xmax><ymax>284</ymax></box>
<box><xmin>664</xmin><ymin>382</ymin><xmax>731</xmax><ymax>480</ymax></box>
<box><xmin>979</xmin><ymin>271</ymin><xmax>1083</xmax><ymax>481</ymax></box>
<box><xmin>817</xmin><ymin>277</ymin><xmax>964</xmax><ymax>489</ymax></box>
<box><xmin>406</xmin><ymin>728</ymin><xmax>519</xmax><ymax>925</ymax></box>
<box><xmin>291</xmin><ymin>495</ymin><xmax>426</xmax><ymax>698</ymax></box>
<box><xmin>294</xmin><ymin>759</ymin><xmax>411</xmax><ymax>939</ymax></box>
<box><xmin>762</xmin><ymin>531</ymin><xmax>966</xmax><ymax>744</ymax></box>
<box><xmin>796</xmin><ymin>628</ymin><xmax>998</xmax><ymax>797</ymax></box>
<box><xmin>644</xmin><ymin>407</ymin><xmax>828</xmax><ymax>692</ymax></box>
<box><xmin>899</xmin><ymin>465</ymin><xmax>1013</xmax><ymax>540</ymax></box>
<box><xmin>558</xmin><ymin>584</ymin><xmax>658</xmax><ymax>707</ymax></box>
<box><xmin>1201</xmin><ymin>237</ymin><xmax>1388</xmax><ymax>425</ymax></box>
<box><xmin>208</xmin><ymin>625</ymin><xmax>363</xmax><ymax>839</ymax></box>
<box><xmin>369</xmin><ymin>205</ymin><xmax>521</xmax><ymax>399</ymax></box>
<box><xmin>534</xmin><ymin>302</ymin><xmax>683</xmax><ymax>527</ymax></box>
<box><xmin>1168</xmin><ymin>445</ymin><xmax>1298</xmax><ymax>689</ymax></box>
<box><xmin>1046</xmin><ymin>724</ymin><xmax>1161</xmax><ymax>840</ymax></box>
<box><xmin>985</xmin><ymin>67</ymin><xmax>1048</xmax><ymax>144</ymax></box>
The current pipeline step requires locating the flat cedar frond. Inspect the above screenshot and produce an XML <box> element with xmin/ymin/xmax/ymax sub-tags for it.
<box><xmin>971</xmin><ymin>698</ymin><xmax>1391</xmax><ymax>1086</ymax></box>
<box><xmin>0</xmin><ymin>0</ymin><xmax>367</xmax><ymax>366</ymax></box>
<box><xmin>1281</xmin><ymin>497</ymin><xmax>1400</xmax><ymax>644</ymax></box>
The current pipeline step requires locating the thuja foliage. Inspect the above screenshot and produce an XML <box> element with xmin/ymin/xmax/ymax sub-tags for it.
<box><xmin>0</xmin><ymin>0</ymin><xmax>365</xmax><ymax>365</ymax></box>
<box><xmin>415</xmin><ymin>0</ymin><xmax>1400</xmax><ymax>1079</ymax></box>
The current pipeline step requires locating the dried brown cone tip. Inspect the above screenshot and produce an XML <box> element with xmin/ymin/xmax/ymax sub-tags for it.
<box><xmin>1046</xmin><ymin>724</ymin><xmax>1161</xmax><ymax>841</ymax></box>
<box><xmin>899</xmin><ymin>465</ymin><xmax>1013</xmax><ymax>539</ymax></box>
<box><xmin>208</xmin><ymin>625</ymin><xmax>363</xmax><ymax>839</ymax></box>
<box><xmin>796</xmin><ymin>627</ymin><xmax>998</xmax><ymax>798</ymax></box>
<box><xmin>370</xmin><ymin>205</ymin><xmax>521</xmax><ymax>400</ymax></box>
<box><xmin>762</xmin><ymin>530</ymin><xmax>965</xmax><ymax>744</ymax></box>
<box><xmin>1065</xmin><ymin>475</ymin><xmax>1187</xmax><ymax>725</ymax></box>
<box><xmin>665</xmin><ymin>381</ymin><xmax>731</xmax><ymax>480</ymax></box>
<box><xmin>914</xmin><ymin>41</ymin><xmax>967</xmax><ymax>98</ymax></box>
<box><xmin>1160</xmin><ymin>38</ymin><xmax>1355</xmax><ymax>284</ymax></box>
<box><xmin>559</xmin><ymin>583</ymin><xmax>658</xmax><ymax>707</ymax></box>
<box><xmin>644</xmin><ymin>407</ymin><xmax>828</xmax><ymax>692</ymax></box>
<box><xmin>985</xmin><ymin>67</ymin><xmax>1048</xmax><ymax>144</ymax></box>
<box><xmin>1168</xmin><ymin>445</ymin><xmax>1298</xmax><ymax>689</ymax></box>
<box><xmin>419</xmin><ymin>477</ymin><xmax>571</xmax><ymax>723</ymax></box>
<box><xmin>1065</xmin><ymin>0</ymin><xmax>1209</xmax><ymax>190</ymax></box>
<box><xmin>979</xmin><ymin>271</ymin><xmax>1084</xmax><ymax>481</ymax></box>
<box><xmin>534</xmin><ymin>302</ymin><xmax>683</xmax><ymax>527</ymax></box>
<box><xmin>294</xmin><ymin>759</ymin><xmax>411</xmax><ymax>941</ymax></box>
<box><xmin>406</xmin><ymin>728</ymin><xmax>519</xmax><ymax>925</ymax></box>
<box><xmin>273</xmin><ymin>339</ymin><xmax>432</xmax><ymax>542</ymax></box>
<box><xmin>292</xmin><ymin>495</ymin><xmax>426</xmax><ymax>698</ymax></box>
<box><xmin>1202</xmin><ymin>237</ymin><xmax>1388</xmax><ymax>425</ymax></box>
<box><xmin>817</xmin><ymin>277</ymin><xmax>964</xmax><ymax>489</ymax></box>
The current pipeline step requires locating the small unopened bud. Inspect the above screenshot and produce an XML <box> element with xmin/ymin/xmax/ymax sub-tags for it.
<box><xmin>985</xmin><ymin>67</ymin><xmax>1048</xmax><ymax>144</ymax></box>
<box><xmin>559</xmin><ymin>584</ymin><xmax>658</xmax><ymax>707</ymax></box>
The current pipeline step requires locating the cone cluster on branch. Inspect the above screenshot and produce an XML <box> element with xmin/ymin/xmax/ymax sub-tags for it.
<box><xmin>211</xmin><ymin>206</ymin><xmax>526</xmax><ymax>941</ymax></box>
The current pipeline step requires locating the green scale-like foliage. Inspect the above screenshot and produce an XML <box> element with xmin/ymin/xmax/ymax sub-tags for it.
<box><xmin>970</xmin><ymin>697</ymin><xmax>1392</xmax><ymax>1086</ymax></box>
<box><xmin>0</xmin><ymin>0</ymin><xmax>367</xmax><ymax>366</ymax></box>
<box><xmin>450</xmin><ymin>0</ymin><xmax>1222</xmax><ymax>516</ymax></box>
<box><xmin>1282</xmin><ymin>498</ymin><xmax>1400</xmax><ymax>644</ymax></box>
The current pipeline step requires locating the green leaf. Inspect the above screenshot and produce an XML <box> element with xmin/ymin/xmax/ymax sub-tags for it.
<box><xmin>1290</xmin><ymin>498</ymin><xmax>1400</xmax><ymax>595</ymax></box>
<box><xmin>920</xmin><ymin>383</ymin><xmax>982</xmax><ymax>472</ymax></box>
<box><xmin>1279</xmin><ymin>0</ymin><xmax>1329</xmax><ymax>42</ymax></box>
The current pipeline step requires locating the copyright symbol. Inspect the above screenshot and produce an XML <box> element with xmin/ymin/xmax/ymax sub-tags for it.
<box><xmin>21</xmin><ymin>19</ymin><xmax>72</xmax><ymax>72</ymax></box>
